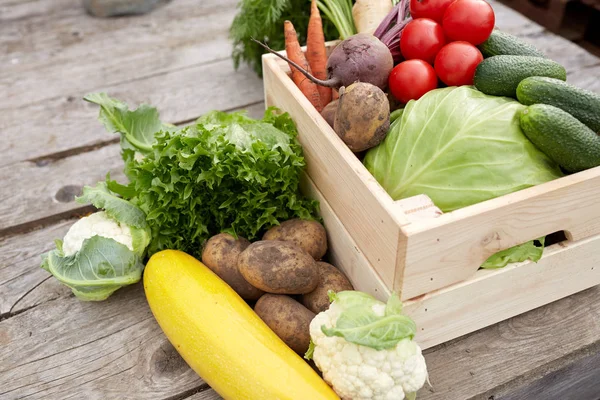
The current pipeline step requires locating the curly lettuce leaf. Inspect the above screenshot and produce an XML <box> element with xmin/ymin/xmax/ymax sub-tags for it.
<box><xmin>83</xmin><ymin>92</ymin><xmax>169</xmax><ymax>153</ymax></box>
<box><xmin>76</xmin><ymin>181</ymin><xmax>148</xmax><ymax>229</ymax></box>
<box><xmin>41</xmin><ymin>236</ymin><xmax>144</xmax><ymax>301</ymax></box>
<box><xmin>481</xmin><ymin>237</ymin><xmax>546</xmax><ymax>269</ymax></box>
<box><xmin>322</xmin><ymin>292</ymin><xmax>416</xmax><ymax>350</ymax></box>
<box><xmin>364</xmin><ymin>86</ymin><xmax>563</xmax><ymax>212</ymax></box>
<box><xmin>96</xmin><ymin>104</ymin><xmax>319</xmax><ymax>258</ymax></box>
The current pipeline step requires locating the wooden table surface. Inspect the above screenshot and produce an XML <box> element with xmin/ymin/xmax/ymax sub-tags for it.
<box><xmin>1</xmin><ymin>1</ymin><xmax>599</xmax><ymax>399</ymax></box>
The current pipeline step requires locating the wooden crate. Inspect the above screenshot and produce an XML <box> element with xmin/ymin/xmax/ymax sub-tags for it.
<box><xmin>262</xmin><ymin>45</ymin><xmax>600</xmax><ymax>348</ymax></box>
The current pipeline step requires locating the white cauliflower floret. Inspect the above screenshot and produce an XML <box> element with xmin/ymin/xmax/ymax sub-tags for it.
<box><xmin>310</xmin><ymin>300</ymin><xmax>428</xmax><ymax>400</ymax></box>
<box><xmin>62</xmin><ymin>211</ymin><xmax>133</xmax><ymax>256</ymax></box>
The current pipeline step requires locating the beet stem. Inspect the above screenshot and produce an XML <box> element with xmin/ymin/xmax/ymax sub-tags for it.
<box><xmin>251</xmin><ymin>38</ymin><xmax>339</xmax><ymax>88</ymax></box>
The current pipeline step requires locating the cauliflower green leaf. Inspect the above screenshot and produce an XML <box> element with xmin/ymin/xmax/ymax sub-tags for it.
<box><xmin>481</xmin><ymin>237</ymin><xmax>545</xmax><ymax>269</ymax></box>
<box><xmin>322</xmin><ymin>292</ymin><xmax>416</xmax><ymax>350</ymax></box>
<box><xmin>76</xmin><ymin>181</ymin><xmax>148</xmax><ymax>229</ymax></box>
<box><xmin>41</xmin><ymin>236</ymin><xmax>144</xmax><ymax>301</ymax></box>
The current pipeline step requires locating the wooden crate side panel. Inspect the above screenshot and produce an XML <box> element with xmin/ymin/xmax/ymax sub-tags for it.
<box><xmin>398</xmin><ymin>166</ymin><xmax>600</xmax><ymax>299</ymax></box>
<box><xmin>404</xmin><ymin>234</ymin><xmax>600</xmax><ymax>350</ymax></box>
<box><xmin>262</xmin><ymin>54</ymin><xmax>404</xmax><ymax>289</ymax></box>
<box><xmin>301</xmin><ymin>174</ymin><xmax>391</xmax><ymax>301</ymax></box>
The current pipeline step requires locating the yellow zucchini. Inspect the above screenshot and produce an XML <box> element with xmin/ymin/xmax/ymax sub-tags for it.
<box><xmin>144</xmin><ymin>250</ymin><xmax>340</xmax><ymax>400</ymax></box>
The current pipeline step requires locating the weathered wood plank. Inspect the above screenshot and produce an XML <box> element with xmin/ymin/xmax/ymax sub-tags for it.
<box><xmin>0</xmin><ymin>103</ymin><xmax>265</xmax><ymax>316</ymax></box>
<box><xmin>495</xmin><ymin>343</ymin><xmax>600</xmax><ymax>400</ymax></box>
<box><xmin>0</xmin><ymin>0</ymin><xmax>250</xmax><ymax>167</ymax></box>
<box><xmin>0</xmin><ymin>285</ymin><xmax>204</xmax><ymax>400</ymax></box>
<box><xmin>0</xmin><ymin>57</ymin><xmax>263</xmax><ymax>168</ymax></box>
<box><xmin>0</xmin><ymin>221</ymin><xmax>72</xmax><ymax>316</ymax></box>
<box><xmin>0</xmin><ymin>0</ymin><xmax>74</xmax><ymax>22</ymax></box>
<box><xmin>0</xmin><ymin>0</ymin><xmax>238</xmax><ymax>110</ymax></box>
<box><xmin>418</xmin><ymin>286</ymin><xmax>600</xmax><ymax>400</ymax></box>
<box><xmin>186</xmin><ymin>389</ymin><xmax>222</xmax><ymax>400</ymax></box>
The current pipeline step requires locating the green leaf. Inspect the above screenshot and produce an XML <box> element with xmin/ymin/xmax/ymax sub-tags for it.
<box><xmin>322</xmin><ymin>291</ymin><xmax>417</xmax><ymax>350</ymax></box>
<box><xmin>406</xmin><ymin>392</ymin><xmax>417</xmax><ymax>400</ymax></box>
<box><xmin>322</xmin><ymin>310</ymin><xmax>417</xmax><ymax>350</ymax></box>
<box><xmin>106</xmin><ymin>173</ymin><xmax>137</xmax><ymax>199</ymax></box>
<box><xmin>385</xmin><ymin>292</ymin><xmax>403</xmax><ymax>316</ymax></box>
<box><xmin>76</xmin><ymin>182</ymin><xmax>148</xmax><ymax>229</ymax></box>
<box><xmin>481</xmin><ymin>237</ymin><xmax>546</xmax><ymax>269</ymax></box>
<box><xmin>41</xmin><ymin>236</ymin><xmax>144</xmax><ymax>301</ymax></box>
<box><xmin>304</xmin><ymin>340</ymin><xmax>315</xmax><ymax>360</ymax></box>
<box><xmin>84</xmin><ymin>92</ymin><xmax>166</xmax><ymax>153</ymax></box>
<box><xmin>364</xmin><ymin>87</ymin><xmax>563</xmax><ymax>212</ymax></box>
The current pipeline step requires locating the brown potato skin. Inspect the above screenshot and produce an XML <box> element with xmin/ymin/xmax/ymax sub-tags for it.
<box><xmin>263</xmin><ymin>219</ymin><xmax>327</xmax><ymax>261</ymax></box>
<box><xmin>238</xmin><ymin>241</ymin><xmax>319</xmax><ymax>294</ymax></box>
<box><xmin>334</xmin><ymin>82</ymin><xmax>390</xmax><ymax>152</ymax></box>
<box><xmin>201</xmin><ymin>233</ymin><xmax>264</xmax><ymax>300</ymax></box>
<box><xmin>321</xmin><ymin>100</ymin><xmax>339</xmax><ymax>128</ymax></box>
<box><xmin>254</xmin><ymin>294</ymin><xmax>315</xmax><ymax>354</ymax></box>
<box><xmin>302</xmin><ymin>262</ymin><xmax>354</xmax><ymax>314</ymax></box>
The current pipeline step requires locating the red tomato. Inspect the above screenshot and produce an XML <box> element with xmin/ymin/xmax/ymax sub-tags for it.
<box><xmin>442</xmin><ymin>0</ymin><xmax>495</xmax><ymax>45</ymax></box>
<box><xmin>400</xmin><ymin>19</ymin><xmax>446</xmax><ymax>64</ymax></box>
<box><xmin>388</xmin><ymin>60</ymin><xmax>438</xmax><ymax>104</ymax></box>
<box><xmin>434</xmin><ymin>41</ymin><xmax>483</xmax><ymax>86</ymax></box>
<box><xmin>410</xmin><ymin>0</ymin><xmax>456</xmax><ymax>23</ymax></box>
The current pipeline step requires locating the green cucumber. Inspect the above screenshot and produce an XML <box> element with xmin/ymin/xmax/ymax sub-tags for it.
<box><xmin>517</xmin><ymin>76</ymin><xmax>600</xmax><ymax>132</ymax></box>
<box><xmin>478</xmin><ymin>30</ymin><xmax>546</xmax><ymax>58</ymax></box>
<box><xmin>520</xmin><ymin>104</ymin><xmax>600</xmax><ymax>173</ymax></box>
<box><xmin>474</xmin><ymin>55</ymin><xmax>566</xmax><ymax>98</ymax></box>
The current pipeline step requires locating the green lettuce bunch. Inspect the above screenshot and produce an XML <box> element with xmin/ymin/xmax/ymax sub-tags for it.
<box><xmin>85</xmin><ymin>94</ymin><xmax>319</xmax><ymax>259</ymax></box>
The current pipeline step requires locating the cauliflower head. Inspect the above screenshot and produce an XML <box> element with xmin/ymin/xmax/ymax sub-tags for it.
<box><xmin>309</xmin><ymin>292</ymin><xmax>428</xmax><ymax>400</ymax></box>
<box><xmin>63</xmin><ymin>211</ymin><xmax>133</xmax><ymax>256</ymax></box>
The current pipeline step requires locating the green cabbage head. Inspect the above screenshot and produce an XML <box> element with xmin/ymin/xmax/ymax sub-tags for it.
<box><xmin>364</xmin><ymin>86</ymin><xmax>563</xmax><ymax>212</ymax></box>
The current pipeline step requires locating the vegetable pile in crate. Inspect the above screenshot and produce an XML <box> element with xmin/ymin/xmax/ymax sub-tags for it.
<box><xmin>262</xmin><ymin>0</ymin><xmax>600</xmax><ymax>350</ymax></box>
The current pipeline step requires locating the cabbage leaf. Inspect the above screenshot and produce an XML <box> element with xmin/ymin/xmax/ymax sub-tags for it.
<box><xmin>364</xmin><ymin>86</ymin><xmax>563</xmax><ymax>212</ymax></box>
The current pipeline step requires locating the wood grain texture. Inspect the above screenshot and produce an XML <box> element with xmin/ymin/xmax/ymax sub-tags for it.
<box><xmin>495</xmin><ymin>344</ymin><xmax>600</xmax><ymax>400</ymax></box>
<box><xmin>0</xmin><ymin>0</ymin><xmax>259</xmax><ymax>168</ymax></box>
<box><xmin>185</xmin><ymin>389</ymin><xmax>222</xmax><ymax>400</ymax></box>
<box><xmin>0</xmin><ymin>220</ymin><xmax>72</xmax><ymax>316</ymax></box>
<box><xmin>0</xmin><ymin>285</ymin><xmax>204</xmax><ymax>400</ymax></box>
<box><xmin>404</xmin><ymin>233</ymin><xmax>600</xmax><ymax>349</ymax></box>
<box><xmin>0</xmin><ymin>56</ymin><xmax>264</xmax><ymax>168</ymax></box>
<box><xmin>0</xmin><ymin>102</ymin><xmax>265</xmax><ymax>234</ymax></box>
<box><xmin>399</xmin><ymin>166</ymin><xmax>600</xmax><ymax>299</ymax></box>
<box><xmin>418</xmin><ymin>285</ymin><xmax>600</xmax><ymax>400</ymax></box>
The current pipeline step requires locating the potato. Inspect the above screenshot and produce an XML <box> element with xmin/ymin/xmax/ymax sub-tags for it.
<box><xmin>263</xmin><ymin>219</ymin><xmax>327</xmax><ymax>260</ymax></box>
<box><xmin>334</xmin><ymin>82</ymin><xmax>390</xmax><ymax>152</ymax></box>
<box><xmin>254</xmin><ymin>294</ymin><xmax>315</xmax><ymax>354</ymax></box>
<box><xmin>302</xmin><ymin>262</ymin><xmax>354</xmax><ymax>313</ymax></box>
<box><xmin>321</xmin><ymin>100</ymin><xmax>339</xmax><ymax>128</ymax></box>
<box><xmin>238</xmin><ymin>241</ymin><xmax>319</xmax><ymax>294</ymax></box>
<box><xmin>201</xmin><ymin>233</ymin><xmax>264</xmax><ymax>300</ymax></box>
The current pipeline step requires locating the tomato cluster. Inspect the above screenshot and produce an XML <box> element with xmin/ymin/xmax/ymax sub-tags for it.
<box><xmin>388</xmin><ymin>0</ymin><xmax>495</xmax><ymax>104</ymax></box>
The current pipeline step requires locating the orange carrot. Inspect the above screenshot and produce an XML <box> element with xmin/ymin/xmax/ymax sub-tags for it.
<box><xmin>332</xmin><ymin>89</ymin><xmax>339</xmax><ymax>100</ymax></box>
<box><xmin>284</xmin><ymin>20</ymin><xmax>323</xmax><ymax>111</ymax></box>
<box><xmin>306</xmin><ymin>0</ymin><xmax>332</xmax><ymax>107</ymax></box>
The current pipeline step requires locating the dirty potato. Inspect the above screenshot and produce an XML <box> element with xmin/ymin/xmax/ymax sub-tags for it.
<box><xmin>302</xmin><ymin>262</ymin><xmax>354</xmax><ymax>313</ymax></box>
<box><xmin>201</xmin><ymin>233</ymin><xmax>264</xmax><ymax>300</ymax></box>
<box><xmin>263</xmin><ymin>219</ymin><xmax>327</xmax><ymax>260</ymax></box>
<box><xmin>334</xmin><ymin>82</ymin><xmax>390</xmax><ymax>152</ymax></box>
<box><xmin>254</xmin><ymin>294</ymin><xmax>315</xmax><ymax>354</ymax></box>
<box><xmin>238</xmin><ymin>241</ymin><xmax>319</xmax><ymax>294</ymax></box>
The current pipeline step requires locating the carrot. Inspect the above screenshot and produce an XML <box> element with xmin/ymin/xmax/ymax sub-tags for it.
<box><xmin>284</xmin><ymin>20</ymin><xmax>323</xmax><ymax>111</ymax></box>
<box><xmin>332</xmin><ymin>89</ymin><xmax>339</xmax><ymax>100</ymax></box>
<box><xmin>306</xmin><ymin>0</ymin><xmax>332</xmax><ymax>108</ymax></box>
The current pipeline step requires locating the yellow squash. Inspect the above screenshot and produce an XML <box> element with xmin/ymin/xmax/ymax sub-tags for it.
<box><xmin>144</xmin><ymin>250</ymin><xmax>340</xmax><ymax>400</ymax></box>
